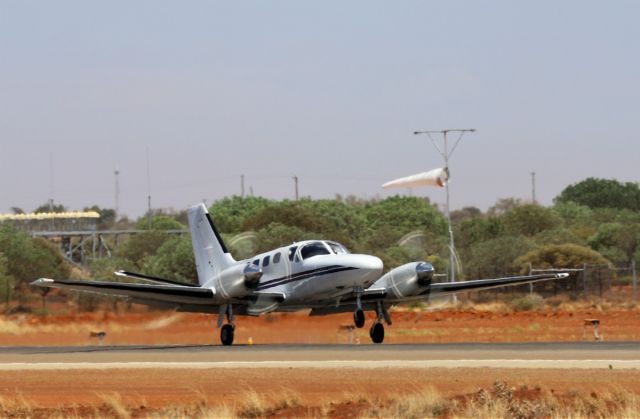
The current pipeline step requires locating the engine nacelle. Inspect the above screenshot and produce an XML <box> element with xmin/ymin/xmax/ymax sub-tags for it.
<box><xmin>215</xmin><ymin>263</ymin><xmax>263</xmax><ymax>300</ymax></box>
<box><xmin>373</xmin><ymin>261</ymin><xmax>434</xmax><ymax>299</ymax></box>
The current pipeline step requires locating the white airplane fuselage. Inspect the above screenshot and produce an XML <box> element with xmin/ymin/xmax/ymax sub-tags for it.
<box><xmin>233</xmin><ymin>240</ymin><xmax>383</xmax><ymax>305</ymax></box>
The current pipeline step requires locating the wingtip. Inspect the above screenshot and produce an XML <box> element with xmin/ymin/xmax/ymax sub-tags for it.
<box><xmin>114</xmin><ymin>270</ymin><xmax>126</xmax><ymax>277</ymax></box>
<box><xmin>558</xmin><ymin>273</ymin><xmax>570</xmax><ymax>278</ymax></box>
<box><xmin>31</xmin><ymin>278</ymin><xmax>54</xmax><ymax>286</ymax></box>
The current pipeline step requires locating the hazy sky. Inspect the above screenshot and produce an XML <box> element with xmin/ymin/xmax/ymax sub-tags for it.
<box><xmin>1</xmin><ymin>1</ymin><xmax>638</xmax><ymax>218</ymax></box>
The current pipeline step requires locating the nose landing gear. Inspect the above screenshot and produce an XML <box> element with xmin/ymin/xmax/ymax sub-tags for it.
<box><xmin>218</xmin><ymin>304</ymin><xmax>235</xmax><ymax>346</ymax></box>
<box><xmin>220</xmin><ymin>323</ymin><xmax>235</xmax><ymax>346</ymax></box>
<box><xmin>353</xmin><ymin>288</ymin><xmax>366</xmax><ymax>328</ymax></box>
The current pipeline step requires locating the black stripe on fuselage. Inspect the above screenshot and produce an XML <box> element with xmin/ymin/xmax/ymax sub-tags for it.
<box><xmin>255</xmin><ymin>265</ymin><xmax>358</xmax><ymax>291</ymax></box>
<box><xmin>257</xmin><ymin>265</ymin><xmax>343</xmax><ymax>287</ymax></box>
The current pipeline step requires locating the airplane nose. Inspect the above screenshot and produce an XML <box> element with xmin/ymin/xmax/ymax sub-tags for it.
<box><xmin>357</xmin><ymin>255</ymin><xmax>383</xmax><ymax>276</ymax></box>
<box><xmin>367</xmin><ymin>255</ymin><xmax>384</xmax><ymax>274</ymax></box>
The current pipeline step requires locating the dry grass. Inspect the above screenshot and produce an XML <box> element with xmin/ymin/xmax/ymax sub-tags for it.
<box><xmin>97</xmin><ymin>392</ymin><xmax>130</xmax><ymax>419</ymax></box>
<box><xmin>151</xmin><ymin>403</ymin><xmax>237</xmax><ymax>418</ymax></box>
<box><xmin>459</xmin><ymin>300</ymin><xmax>511</xmax><ymax>312</ymax></box>
<box><xmin>2</xmin><ymin>382</ymin><xmax>640</xmax><ymax>418</ymax></box>
<box><xmin>0</xmin><ymin>392</ymin><xmax>34</xmax><ymax>417</ymax></box>
<box><xmin>237</xmin><ymin>388</ymin><xmax>268</xmax><ymax>418</ymax></box>
<box><xmin>272</xmin><ymin>387</ymin><xmax>302</xmax><ymax>410</ymax></box>
<box><xmin>362</xmin><ymin>386</ymin><xmax>449</xmax><ymax>419</ymax></box>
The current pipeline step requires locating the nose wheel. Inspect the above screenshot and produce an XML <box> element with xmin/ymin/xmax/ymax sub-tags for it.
<box><xmin>218</xmin><ymin>304</ymin><xmax>236</xmax><ymax>346</ymax></box>
<box><xmin>220</xmin><ymin>323</ymin><xmax>235</xmax><ymax>346</ymax></box>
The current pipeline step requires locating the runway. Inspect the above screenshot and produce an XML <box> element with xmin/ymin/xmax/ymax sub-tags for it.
<box><xmin>0</xmin><ymin>341</ymin><xmax>638</xmax><ymax>369</ymax></box>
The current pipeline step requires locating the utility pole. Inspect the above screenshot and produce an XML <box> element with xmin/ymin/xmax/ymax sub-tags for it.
<box><xmin>146</xmin><ymin>147</ymin><xmax>152</xmax><ymax>229</ymax></box>
<box><xmin>114</xmin><ymin>166</ymin><xmax>120</xmax><ymax>220</ymax></box>
<box><xmin>531</xmin><ymin>171</ymin><xmax>537</xmax><ymax>204</ymax></box>
<box><xmin>48</xmin><ymin>152</ymin><xmax>54</xmax><ymax>212</ymax></box>
<box><xmin>241</xmin><ymin>174</ymin><xmax>245</xmax><ymax>197</ymax></box>
<box><xmin>413</xmin><ymin>129</ymin><xmax>476</xmax><ymax>292</ymax></box>
<box><xmin>633</xmin><ymin>260</ymin><xmax>637</xmax><ymax>304</ymax></box>
<box><xmin>292</xmin><ymin>176</ymin><xmax>299</xmax><ymax>200</ymax></box>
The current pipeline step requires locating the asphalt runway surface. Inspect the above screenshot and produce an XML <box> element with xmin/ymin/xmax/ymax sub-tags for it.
<box><xmin>0</xmin><ymin>342</ymin><xmax>638</xmax><ymax>369</ymax></box>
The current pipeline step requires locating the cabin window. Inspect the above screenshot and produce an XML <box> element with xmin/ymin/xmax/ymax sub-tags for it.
<box><xmin>252</xmin><ymin>259</ymin><xmax>260</xmax><ymax>266</ymax></box>
<box><xmin>263</xmin><ymin>255</ymin><xmax>270</xmax><ymax>267</ymax></box>
<box><xmin>300</xmin><ymin>242</ymin><xmax>331</xmax><ymax>260</ymax></box>
<box><xmin>288</xmin><ymin>246</ymin><xmax>298</xmax><ymax>261</ymax></box>
<box><xmin>273</xmin><ymin>252</ymin><xmax>281</xmax><ymax>263</ymax></box>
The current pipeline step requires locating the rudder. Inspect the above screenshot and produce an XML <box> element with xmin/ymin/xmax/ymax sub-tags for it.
<box><xmin>187</xmin><ymin>204</ymin><xmax>235</xmax><ymax>286</ymax></box>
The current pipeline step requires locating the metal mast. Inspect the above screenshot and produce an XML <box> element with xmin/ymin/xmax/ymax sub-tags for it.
<box><xmin>413</xmin><ymin>129</ymin><xmax>476</xmax><ymax>288</ymax></box>
<box><xmin>146</xmin><ymin>147</ymin><xmax>152</xmax><ymax>229</ymax></box>
<box><xmin>114</xmin><ymin>166</ymin><xmax>120</xmax><ymax>219</ymax></box>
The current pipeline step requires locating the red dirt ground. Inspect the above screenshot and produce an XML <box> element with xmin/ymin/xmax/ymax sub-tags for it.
<box><xmin>1</xmin><ymin>305</ymin><xmax>638</xmax><ymax>417</ymax></box>
<box><xmin>0</xmin><ymin>305</ymin><xmax>638</xmax><ymax>346</ymax></box>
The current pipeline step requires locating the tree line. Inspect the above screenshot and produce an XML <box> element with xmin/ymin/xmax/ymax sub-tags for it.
<box><xmin>1</xmin><ymin>177</ymin><xmax>639</xmax><ymax>310</ymax></box>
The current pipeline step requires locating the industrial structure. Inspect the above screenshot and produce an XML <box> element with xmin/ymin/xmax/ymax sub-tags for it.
<box><xmin>0</xmin><ymin>211</ymin><xmax>185</xmax><ymax>266</ymax></box>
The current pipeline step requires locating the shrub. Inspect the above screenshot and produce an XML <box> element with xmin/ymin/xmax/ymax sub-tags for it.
<box><xmin>509</xmin><ymin>293</ymin><xmax>544</xmax><ymax>312</ymax></box>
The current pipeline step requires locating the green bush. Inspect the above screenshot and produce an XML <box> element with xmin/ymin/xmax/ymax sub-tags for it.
<box><xmin>509</xmin><ymin>293</ymin><xmax>544</xmax><ymax>312</ymax></box>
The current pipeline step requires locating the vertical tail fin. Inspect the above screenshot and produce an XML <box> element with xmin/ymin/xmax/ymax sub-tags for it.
<box><xmin>187</xmin><ymin>204</ymin><xmax>235</xmax><ymax>286</ymax></box>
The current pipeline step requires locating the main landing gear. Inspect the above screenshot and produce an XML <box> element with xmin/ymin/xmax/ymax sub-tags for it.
<box><xmin>369</xmin><ymin>321</ymin><xmax>384</xmax><ymax>344</ymax></box>
<box><xmin>353</xmin><ymin>298</ymin><xmax>392</xmax><ymax>344</ymax></box>
<box><xmin>218</xmin><ymin>304</ymin><xmax>235</xmax><ymax>346</ymax></box>
<box><xmin>353</xmin><ymin>308</ymin><xmax>365</xmax><ymax>328</ymax></box>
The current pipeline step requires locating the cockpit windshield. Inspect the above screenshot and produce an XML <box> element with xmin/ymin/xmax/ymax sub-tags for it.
<box><xmin>300</xmin><ymin>241</ymin><xmax>331</xmax><ymax>260</ymax></box>
<box><xmin>297</xmin><ymin>241</ymin><xmax>351</xmax><ymax>260</ymax></box>
<box><xmin>326</xmin><ymin>241</ymin><xmax>350</xmax><ymax>254</ymax></box>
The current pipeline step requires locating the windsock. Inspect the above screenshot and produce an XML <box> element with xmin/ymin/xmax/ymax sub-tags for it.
<box><xmin>382</xmin><ymin>167</ymin><xmax>449</xmax><ymax>189</ymax></box>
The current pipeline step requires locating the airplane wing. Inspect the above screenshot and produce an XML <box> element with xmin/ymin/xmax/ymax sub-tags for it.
<box><xmin>427</xmin><ymin>272</ymin><xmax>569</xmax><ymax>296</ymax></box>
<box><xmin>31</xmin><ymin>278</ymin><xmax>214</xmax><ymax>305</ymax></box>
<box><xmin>309</xmin><ymin>272</ymin><xmax>568</xmax><ymax>315</ymax></box>
<box><xmin>31</xmin><ymin>278</ymin><xmax>287</xmax><ymax>315</ymax></box>
<box><xmin>376</xmin><ymin>272</ymin><xmax>569</xmax><ymax>303</ymax></box>
<box><xmin>114</xmin><ymin>270</ymin><xmax>199</xmax><ymax>287</ymax></box>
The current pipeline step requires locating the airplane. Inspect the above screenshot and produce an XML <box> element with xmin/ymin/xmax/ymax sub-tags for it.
<box><xmin>32</xmin><ymin>204</ymin><xmax>568</xmax><ymax>345</ymax></box>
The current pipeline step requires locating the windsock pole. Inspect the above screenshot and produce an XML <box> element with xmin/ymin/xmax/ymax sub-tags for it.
<box><xmin>412</xmin><ymin>129</ymin><xmax>476</xmax><ymax>295</ymax></box>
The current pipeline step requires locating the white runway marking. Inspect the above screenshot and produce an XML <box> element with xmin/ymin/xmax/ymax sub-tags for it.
<box><xmin>0</xmin><ymin>360</ymin><xmax>638</xmax><ymax>370</ymax></box>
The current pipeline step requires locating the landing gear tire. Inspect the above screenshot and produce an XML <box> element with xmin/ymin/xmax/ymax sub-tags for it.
<box><xmin>369</xmin><ymin>322</ymin><xmax>384</xmax><ymax>344</ymax></box>
<box><xmin>220</xmin><ymin>324</ymin><xmax>235</xmax><ymax>346</ymax></box>
<box><xmin>353</xmin><ymin>308</ymin><xmax>365</xmax><ymax>328</ymax></box>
